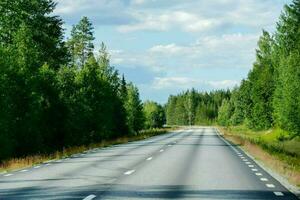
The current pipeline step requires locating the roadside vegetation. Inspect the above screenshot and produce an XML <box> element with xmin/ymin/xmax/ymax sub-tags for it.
<box><xmin>0</xmin><ymin>127</ymin><xmax>174</xmax><ymax>173</ymax></box>
<box><xmin>165</xmin><ymin>1</ymin><xmax>300</xmax><ymax>187</ymax></box>
<box><xmin>0</xmin><ymin>1</ymin><xmax>167</xmax><ymax>169</ymax></box>
<box><xmin>216</xmin><ymin>1</ymin><xmax>300</xmax><ymax>187</ymax></box>
<box><xmin>220</xmin><ymin>126</ymin><xmax>300</xmax><ymax>186</ymax></box>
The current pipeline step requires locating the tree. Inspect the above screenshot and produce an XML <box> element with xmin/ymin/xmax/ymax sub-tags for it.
<box><xmin>125</xmin><ymin>83</ymin><xmax>145</xmax><ymax>133</ymax></box>
<box><xmin>218</xmin><ymin>99</ymin><xmax>232</xmax><ymax>126</ymax></box>
<box><xmin>246</xmin><ymin>31</ymin><xmax>274</xmax><ymax>130</ymax></box>
<box><xmin>273</xmin><ymin>0</ymin><xmax>300</xmax><ymax>136</ymax></box>
<box><xmin>0</xmin><ymin>0</ymin><xmax>68</xmax><ymax>68</ymax></box>
<box><xmin>143</xmin><ymin>101</ymin><xmax>165</xmax><ymax>129</ymax></box>
<box><xmin>67</xmin><ymin>16</ymin><xmax>95</xmax><ymax>67</ymax></box>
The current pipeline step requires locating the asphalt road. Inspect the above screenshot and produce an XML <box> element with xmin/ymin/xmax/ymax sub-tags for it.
<box><xmin>0</xmin><ymin>127</ymin><xmax>298</xmax><ymax>200</ymax></box>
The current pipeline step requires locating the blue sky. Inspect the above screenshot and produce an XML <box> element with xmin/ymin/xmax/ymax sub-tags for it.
<box><xmin>55</xmin><ymin>0</ymin><xmax>291</xmax><ymax>103</ymax></box>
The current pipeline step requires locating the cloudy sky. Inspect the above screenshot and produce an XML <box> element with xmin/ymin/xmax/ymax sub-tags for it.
<box><xmin>55</xmin><ymin>0</ymin><xmax>291</xmax><ymax>103</ymax></box>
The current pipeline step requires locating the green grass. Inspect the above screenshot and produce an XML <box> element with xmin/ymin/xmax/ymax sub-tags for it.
<box><xmin>223</xmin><ymin>125</ymin><xmax>300</xmax><ymax>169</ymax></box>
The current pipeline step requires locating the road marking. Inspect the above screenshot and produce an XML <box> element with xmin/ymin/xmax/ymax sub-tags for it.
<box><xmin>168</xmin><ymin>145</ymin><xmax>172</xmax><ymax>147</ymax></box>
<box><xmin>160</xmin><ymin>149</ymin><xmax>164</xmax><ymax>152</ymax></box>
<box><xmin>146</xmin><ymin>157</ymin><xmax>153</xmax><ymax>161</ymax></box>
<box><xmin>34</xmin><ymin>166</ymin><xmax>41</xmax><ymax>169</ymax></box>
<box><xmin>255</xmin><ymin>173</ymin><xmax>263</xmax><ymax>176</ymax></box>
<box><xmin>124</xmin><ymin>170</ymin><xmax>135</xmax><ymax>175</ymax></box>
<box><xmin>260</xmin><ymin>178</ymin><xmax>268</xmax><ymax>181</ymax></box>
<box><xmin>45</xmin><ymin>163</ymin><xmax>51</xmax><ymax>166</ymax></box>
<box><xmin>245</xmin><ymin>162</ymin><xmax>251</xmax><ymax>164</ymax></box>
<box><xmin>20</xmin><ymin>169</ymin><xmax>28</xmax><ymax>172</ymax></box>
<box><xmin>274</xmin><ymin>192</ymin><xmax>284</xmax><ymax>196</ymax></box>
<box><xmin>266</xmin><ymin>184</ymin><xmax>275</xmax><ymax>188</ymax></box>
<box><xmin>240</xmin><ymin>157</ymin><xmax>245</xmax><ymax>159</ymax></box>
<box><xmin>243</xmin><ymin>159</ymin><xmax>248</xmax><ymax>162</ymax></box>
<box><xmin>248</xmin><ymin>165</ymin><xmax>254</xmax><ymax>168</ymax></box>
<box><xmin>251</xmin><ymin>168</ymin><xmax>258</xmax><ymax>171</ymax></box>
<box><xmin>4</xmin><ymin>174</ymin><xmax>13</xmax><ymax>177</ymax></box>
<box><xmin>83</xmin><ymin>194</ymin><xmax>96</xmax><ymax>200</ymax></box>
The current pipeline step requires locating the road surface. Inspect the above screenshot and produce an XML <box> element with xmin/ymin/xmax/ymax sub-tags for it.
<box><xmin>0</xmin><ymin>127</ymin><xmax>298</xmax><ymax>199</ymax></box>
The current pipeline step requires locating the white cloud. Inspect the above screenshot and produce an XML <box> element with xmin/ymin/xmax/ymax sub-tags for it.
<box><xmin>208</xmin><ymin>80</ymin><xmax>239</xmax><ymax>89</ymax></box>
<box><xmin>117</xmin><ymin>11</ymin><xmax>221</xmax><ymax>33</ymax></box>
<box><xmin>151</xmin><ymin>77</ymin><xmax>238</xmax><ymax>90</ymax></box>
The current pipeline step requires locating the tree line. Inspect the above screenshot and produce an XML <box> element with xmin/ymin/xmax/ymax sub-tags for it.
<box><xmin>218</xmin><ymin>0</ymin><xmax>300</xmax><ymax>138</ymax></box>
<box><xmin>166</xmin><ymin>89</ymin><xmax>230</xmax><ymax>125</ymax></box>
<box><xmin>0</xmin><ymin>0</ymin><xmax>165</xmax><ymax>161</ymax></box>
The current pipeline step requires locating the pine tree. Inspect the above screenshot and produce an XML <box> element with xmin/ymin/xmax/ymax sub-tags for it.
<box><xmin>67</xmin><ymin>16</ymin><xmax>95</xmax><ymax>67</ymax></box>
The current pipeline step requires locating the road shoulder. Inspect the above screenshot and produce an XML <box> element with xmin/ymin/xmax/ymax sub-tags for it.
<box><xmin>216</xmin><ymin>127</ymin><xmax>300</xmax><ymax>199</ymax></box>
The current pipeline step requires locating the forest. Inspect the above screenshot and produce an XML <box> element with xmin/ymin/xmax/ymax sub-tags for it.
<box><xmin>166</xmin><ymin>0</ymin><xmax>300</xmax><ymax>140</ymax></box>
<box><xmin>217</xmin><ymin>0</ymin><xmax>300</xmax><ymax>138</ymax></box>
<box><xmin>165</xmin><ymin>89</ymin><xmax>230</xmax><ymax>125</ymax></box>
<box><xmin>0</xmin><ymin>0</ymin><xmax>299</xmax><ymax>163</ymax></box>
<box><xmin>0</xmin><ymin>1</ymin><xmax>165</xmax><ymax>161</ymax></box>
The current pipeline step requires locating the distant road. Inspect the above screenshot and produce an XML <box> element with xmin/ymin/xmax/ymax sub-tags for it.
<box><xmin>0</xmin><ymin>127</ymin><xmax>298</xmax><ymax>199</ymax></box>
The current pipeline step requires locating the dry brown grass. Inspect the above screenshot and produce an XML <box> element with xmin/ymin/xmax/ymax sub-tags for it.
<box><xmin>0</xmin><ymin>127</ymin><xmax>176</xmax><ymax>173</ymax></box>
<box><xmin>219</xmin><ymin>127</ymin><xmax>300</xmax><ymax>187</ymax></box>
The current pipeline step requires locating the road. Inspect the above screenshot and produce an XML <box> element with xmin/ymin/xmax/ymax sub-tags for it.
<box><xmin>0</xmin><ymin>127</ymin><xmax>298</xmax><ymax>200</ymax></box>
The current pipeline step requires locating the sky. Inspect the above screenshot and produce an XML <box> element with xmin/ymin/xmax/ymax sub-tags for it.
<box><xmin>54</xmin><ymin>0</ymin><xmax>292</xmax><ymax>103</ymax></box>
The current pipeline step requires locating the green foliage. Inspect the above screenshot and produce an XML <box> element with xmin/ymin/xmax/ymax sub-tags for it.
<box><xmin>0</xmin><ymin>4</ymin><xmax>144</xmax><ymax>161</ymax></box>
<box><xmin>67</xmin><ymin>16</ymin><xmax>95</xmax><ymax>67</ymax></box>
<box><xmin>125</xmin><ymin>83</ymin><xmax>145</xmax><ymax>133</ymax></box>
<box><xmin>166</xmin><ymin>90</ymin><xmax>230</xmax><ymax>126</ymax></box>
<box><xmin>218</xmin><ymin>1</ymin><xmax>300</xmax><ymax>138</ymax></box>
<box><xmin>217</xmin><ymin>99</ymin><xmax>232</xmax><ymax>126</ymax></box>
<box><xmin>143</xmin><ymin>101</ymin><xmax>165</xmax><ymax>129</ymax></box>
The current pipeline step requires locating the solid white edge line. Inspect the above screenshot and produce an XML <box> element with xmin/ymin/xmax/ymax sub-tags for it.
<box><xmin>83</xmin><ymin>194</ymin><xmax>96</xmax><ymax>200</ymax></box>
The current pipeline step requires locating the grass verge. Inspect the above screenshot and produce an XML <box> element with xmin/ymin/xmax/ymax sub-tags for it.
<box><xmin>0</xmin><ymin>127</ymin><xmax>177</xmax><ymax>173</ymax></box>
<box><xmin>219</xmin><ymin>125</ymin><xmax>300</xmax><ymax>187</ymax></box>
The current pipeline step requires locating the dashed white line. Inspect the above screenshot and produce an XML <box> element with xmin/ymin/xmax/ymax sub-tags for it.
<box><xmin>4</xmin><ymin>174</ymin><xmax>13</xmax><ymax>177</ymax></box>
<box><xmin>124</xmin><ymin>170</ymin><xmax>135</xmax><ymax>175</ymax></box>
<box><xmin>168</xmin><ymin>145</ymin><xmax>172</xmax><ymax>147</ymax></box>
<box><xmin>146</xmin><ymin>157</ymin><xmax>153</xmax><ymax>161</ymax></box>
<box><xmin>45</xmin><ymin>163</ymin><xmax>51</xmax><ymax>166</ymax></box>
<box><xmin>260</xmin><ymin>178</ymin><xmax>268</xmax><ymax>182</ymax></box>
<box><xmin>255</xmin><ymin>173</ymin><xmax>263</xmax><ymax>176</ymax></box>
<box><xmin>34</xmin><ymin>166</ymin><xmax>41</xmax><ymax>169</ymax></box>
<box><xmin>251</xmin><ymin>168</ymin><xmax>258</xmax><ymax>172</ymax></box>
<box><xmin>248</xmin><ymin>165</ymin><xmax>254</xmax><ymax>168</ymax></box>
<box><xmin>160</xmin><ymin>149</ymin><xmax>164</xmax><ymax>152</ymax></box>
<box><xmin>243</xmin><ymin>159</ymin><xmax>248</xmax><ymax>162</ymax></box>
<box><xmin>274</xmin><ymin>192</ymin><xmax>284</xmax><ymax>196</ymax></box>
<box><xmin>20</xmin><ymin>169</ymin><xmax>29</xmax><ymax>172</ymax></box>
<box><xmin>83</xmin><ymin>194</ymin><xmax>96</xmax><ymax>200</ymax></box>
<box><xmin>266</xmin><ymin>184</ymin><xmax>275</xmax><ymax>188</ymax></box>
